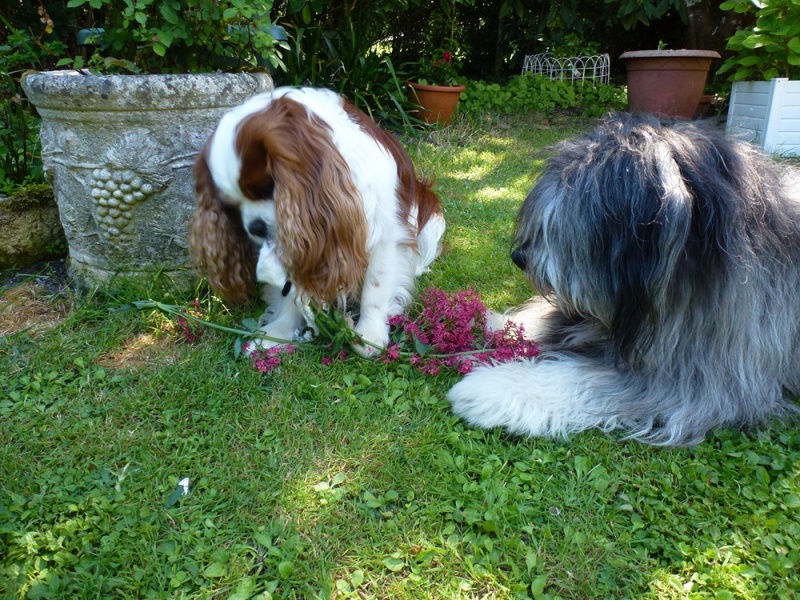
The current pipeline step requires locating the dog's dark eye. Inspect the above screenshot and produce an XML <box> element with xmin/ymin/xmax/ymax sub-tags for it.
<box><xmin>251</xmin><ymin>180</ymin><xmax>274</xmax><ymax>200</ymax></box>
<box><xmin>247</xmin><ymin>218</ymin><xmax>269</xmax><ymax>240</ymax></box>
<box><xmin>242</xmin><ymin>180</ymin><xmax>274</xmax><ymax>201</ymax></box>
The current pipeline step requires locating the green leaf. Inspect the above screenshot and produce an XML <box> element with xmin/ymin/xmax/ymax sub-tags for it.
<box><xmin>160</xmin><ymin>3</ymin><xmax>180</xmax><ymax>25</ymax></box>
<box><xmin>530</xmin><ymin>574</ymin><xmax>548</xmax><ymax>598</ymax></box>
<box><xmin>764</xmin><ymin>67</ymin><xmax>780</xmax><ymax>80</ymax></box>
<box><xmin>413</xmin><ymin>334</ymin><xmax>433</xmax><ymax>356</ymax></box>
<box><xmin>278</xmin><ymin>561</ymin><xmax>294</xmax><ymax>578</ymax></box>
<box><xmin>109</xmin><ymin>302</ymin><xmax>139</xmax><ymax>313</ymax></box>
<box><xmin>350</xmin><ymin>569</ymin><xmax>365</xmax><ymax>588</ymax></box>
<box><xmin>731</xmin><ymin>68</ymin><xmax>755</xmax><ymax>80</ymax></box>
<box><xmin>241</xmin><ymin>317</ymin><xmax>260</xmax><ymax>332</ymax></box>
<box><xmin>574</xmin><ymin>455</ymin><xmax>591</xmax><ymax>479</ymax></box>
<box><xmin>382</xmin><ymin>556</ymin><xmax>405</xmax><ymax>572</ymax></box>
<box><xmin>737</xmin><ymin>55</ymin><xmax>764</xmax><ymax>66</ymax></box>
<box><xmin>228</xmin><ymin>576</ymin><xmax>257</xmax><ymax>600</ymax></box>
<box><xmin>156</xmin><ymin>30</ymin><xmax>174</xmax><ymax>48</ymax></box>
<box><xmin>203</xmin><ymin>562</ymin><xmax>226</xmax><ymax>578</ymax></box>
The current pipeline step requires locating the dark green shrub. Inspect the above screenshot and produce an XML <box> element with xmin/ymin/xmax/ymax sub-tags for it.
<box><xmin>276</xmin><ymin>1</ymin><xmax>416</xmax><ymax>130</ymax></box>
<box><xmin>0</xmin><ymin>24</ymin><xmax>66</xmax><ymax>192</ymax></box>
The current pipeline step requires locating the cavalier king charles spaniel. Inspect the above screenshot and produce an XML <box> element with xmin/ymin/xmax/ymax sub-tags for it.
<box><xmin>190</xmin><ymin>87</ymin><xmax>445</xmax><ymax>356</ymax></box>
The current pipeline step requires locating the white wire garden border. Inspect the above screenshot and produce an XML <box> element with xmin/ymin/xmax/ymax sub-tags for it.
<box><xmin>522</xmin><ymin>53</ymin><xmax>610</xmax><ymax>85</ymax></box>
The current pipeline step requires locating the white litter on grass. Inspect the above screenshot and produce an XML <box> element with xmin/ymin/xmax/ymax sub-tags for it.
<box><xmin>165</xmin><ymin>477</ymin><xmax>191</xmax><ymax>508</ymax></box>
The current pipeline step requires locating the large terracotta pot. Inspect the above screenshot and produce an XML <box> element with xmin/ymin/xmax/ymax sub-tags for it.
<box><xmin>407</xmin><ymin>81</ymin><xmax>465</xmax><ymax>125</ymax></box>
<box><xmin>21</xmin><ymin>70</ymin><xmax>273</xmax><ymax>289</ymax></box>
<box><xmin>620</xmin><ymin>50</ymin><xmax>720</xmax><ymax>119</ymax></box>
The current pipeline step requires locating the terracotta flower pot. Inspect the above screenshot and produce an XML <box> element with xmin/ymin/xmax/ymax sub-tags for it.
<box><xmin>620</xmin><ymin>50</ymin><xmax>720</xmax><ymax>119</ymax></box>
<box><xmin>407</xmin><ymin>81</ymin><xmax>465</xmax><ymax>125</ymax></box>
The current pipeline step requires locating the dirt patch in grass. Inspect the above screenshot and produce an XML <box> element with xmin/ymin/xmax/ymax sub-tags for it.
<box><xmin>95</xmin><ymin>331</ymin><xmax>185</xmax><ymax>373</ymax></box>
<box><xmin>0</xmin><ymin>258</ymin><xmax>73</xmax><ymax>337</ymax></box>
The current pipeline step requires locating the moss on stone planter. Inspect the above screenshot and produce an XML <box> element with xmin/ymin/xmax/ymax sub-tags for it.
<box><xmin>3</xmin><ymin>184</ymin><xmax>56</xmax><ymax>211</ymax></box>
<box><xmin>0</xmin><ymin>184</ymin><xmax>68</xmax><ymax>270</ymax></box>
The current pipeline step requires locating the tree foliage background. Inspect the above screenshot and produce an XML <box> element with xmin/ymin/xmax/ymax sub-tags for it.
<box><xmin>2</xmin><ymin>0</ymin><xmax>747</xmax><ymax>80</ymax></box>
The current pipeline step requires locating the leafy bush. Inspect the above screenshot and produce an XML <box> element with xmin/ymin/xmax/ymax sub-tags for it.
<box><xmin>460</xmin><ymin>74</ymin><xmax>626</xmax><ymax>117</ymax></box>
<box><xmin>0</xmin><ymin>23</ymin><xmax>65</xmax><ymax>191</ymax></box>
<box><xmin>605</xmin><ymin>0</ymin><xmax>687</xmax><ymax>30</ymax></box>
<box><xmin>276</xmin><ymin>2</ymin><xmax>416</xmax><ymax>129</ymax></box>
<box><xmin>718</xmin><ymin>0</ymin><xmax>800</xmax><ymax>81</ymax></box>
<box><xmin>60</xmin><ymin>0</ymin><xmax>284</xmax><ymax>73</ymax></box>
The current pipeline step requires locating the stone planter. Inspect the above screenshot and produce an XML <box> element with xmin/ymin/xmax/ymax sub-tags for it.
<box><xmin>407</xmin><ymin>81</ymin><xmax>465</xmax><ymax>125</ymax></box>
<box><xmin>21</xmin><ymin>70</ymin><xmax>273</xmax><ymax>288</ymax></box>
<box><xmin>620</xmin><ymin>50</ymin><xmax>720</xmax><ymax>119</ymax></box>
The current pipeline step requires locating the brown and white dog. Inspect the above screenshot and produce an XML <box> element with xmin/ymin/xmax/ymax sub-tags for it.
<box><xmin>190</xmin><ymin>87</ymin><xmax>445</xmax><ymax>355</ymax></box>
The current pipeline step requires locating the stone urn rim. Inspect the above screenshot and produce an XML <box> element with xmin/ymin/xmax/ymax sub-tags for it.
<box><xmin>22</xmin><ymin>69</ymin><xmax>272</xmax><ymax>112</ymax></box>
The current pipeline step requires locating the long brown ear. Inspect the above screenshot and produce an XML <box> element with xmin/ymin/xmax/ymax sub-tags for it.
<box><xmin>189</xmin><ymin>147</ymin><xmax>256</xmax><ymax>304</ymax></box>
<box><xmin>239</xmin><ymin>97</ymin><xmax>368</xmax><ymax>303</ymax></box>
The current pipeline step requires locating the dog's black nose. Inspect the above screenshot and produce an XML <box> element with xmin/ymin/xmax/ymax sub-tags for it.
<box><xmin>247</xmin><ymin>218</ymin><xmax>269</xmax><ymax>239</ymax></box>
<box><xmin>511</xmin><ymin>248</ymin><xmax>527</xmax><ymax>270</ymax></box>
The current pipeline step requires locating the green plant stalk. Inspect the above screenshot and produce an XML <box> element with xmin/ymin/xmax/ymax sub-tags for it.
<box><xmin>123</xmin><ymin>299</ymin><xmax>498</xmax><ymax>360</ymax></box>
<box><xmin>117</xmin><ymin>300</ymin><xmax>295</xmax><ymax>345</ymax></box>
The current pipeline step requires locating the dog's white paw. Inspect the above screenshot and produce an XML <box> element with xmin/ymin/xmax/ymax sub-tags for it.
<box><xmin>353</xmin><ymin>320</ymin><xmax>389</xmax><ymax>358</ymax></box>
<box><xmin>448</xmin><ymin>363</ymin><xmax>531</xmax><ymax>431</ymax></box>
<box><xmin>244</xmin><ymin>324</ymin><xmax>297</xmax><ymax>356</ymax></box>
<box><xmin>447</xmin><ymin>360</ymin><xmax>601</xmax><ymax>438</ymax></box>
<box><xmin>243</xmin><ymin>338</ymin><xmax>279</xmax><ymax>356</ymax></box>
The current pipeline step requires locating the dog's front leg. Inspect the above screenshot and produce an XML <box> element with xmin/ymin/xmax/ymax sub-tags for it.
<box><xmin>351</xmin><ymin>244</ymin><xmax>407</xmax><ymax>357</ymax></box>
<box><xmin>246</xmin><ymin>285</ymin><xmax>306</xmax><ymax>353</ymax></box>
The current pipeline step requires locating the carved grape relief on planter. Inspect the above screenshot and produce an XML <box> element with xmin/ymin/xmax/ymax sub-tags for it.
<box><xmin>88</xmin><ymin>135</ymin><xmax>170</xmax><ymax>250</ymax></box>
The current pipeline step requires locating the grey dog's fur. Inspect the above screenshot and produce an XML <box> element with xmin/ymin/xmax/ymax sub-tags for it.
<box><xmin>448</xmin><ymin>114</ymin><xmax>800</xmax><ymax>446</ymax></box>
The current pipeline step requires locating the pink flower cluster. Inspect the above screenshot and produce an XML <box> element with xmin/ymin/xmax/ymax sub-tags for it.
<box><xmin>176</xmin><ymin>301</ymin><xmax>206</xmax><ymax>344</ymax></box>
<box><xmin>244</xmin><ymin>288</ymin><xmax>539</xmax><ymax>377</ymax></box>
<box><xmin>385</xmin><ymin>287</ymin><xmax>540</xmax><ymax>375</ymax></box>
<box><xmin>250</xmin><ymin>344</ymin><xmax>295</xmax><ymax>374</ymax></box>
<box><xmin>321</xmin><ymin>347</ymin><xmax>347</xmax><ymax>366</ymax></box>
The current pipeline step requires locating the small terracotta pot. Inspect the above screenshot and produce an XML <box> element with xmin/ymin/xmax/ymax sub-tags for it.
<box><xmin>407</xmin><ymin>81</ymin><xmax>465</xmax><ymax>125</ymax></box>
<box><xmin>620</xmin><ymin>50</ymin><xmax>720</xmax><ymax>119</ymax></box>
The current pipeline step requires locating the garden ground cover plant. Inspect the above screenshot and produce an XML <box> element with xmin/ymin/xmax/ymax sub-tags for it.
<box><xmin>1</xmin><ymin>112</ymin><xmax>799</xmax><ymax>599</ymax></box>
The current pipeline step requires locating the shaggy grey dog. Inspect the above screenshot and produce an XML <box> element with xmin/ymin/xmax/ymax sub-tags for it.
<box><xmin>448</xmin><ymin>114</ymin><xmax>800</xmax><ymax>446</ymax></box>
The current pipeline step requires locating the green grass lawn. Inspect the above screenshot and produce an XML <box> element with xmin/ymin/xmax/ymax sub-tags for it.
<box><xmin>2</xmin><ymin>113</ymin><xmax>799</xmax><ymax>599</ymax></box>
